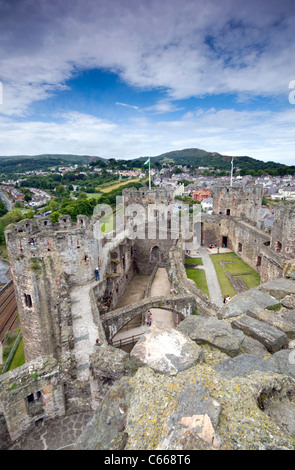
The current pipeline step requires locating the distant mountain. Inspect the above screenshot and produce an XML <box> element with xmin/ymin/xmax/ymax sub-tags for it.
<box><xmin>147</xmin><ymin>148</ymin><xmax>294</xmax><ymax>172</ymax></box>
<box><xmin>0</xmin><ymin>154</ymin><xmax>104</xmax><ymax>174</ymax></box>
<box><xmin>0</xmin><ymin>154</ymin><xmax>104</xmax><ymax>162</ymax></box>
<box><xmin>0</xmin><ymin>148</ymin><xmax>293</xmax><ymax>174</ymax></box>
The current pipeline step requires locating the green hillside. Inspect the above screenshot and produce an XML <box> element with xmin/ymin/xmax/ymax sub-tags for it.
<box><xmin>0</xmin><ymin>148</ymin><xmax>294</xmax><ymax>174</ymax></box>
<box><xmin>148</xmin><ymin>148</ymin><xmax>294</xmax><ymax>173</ymax></box>
<box><xmin>0</xmin><ymin>154</ymin><xmax>104</xmax><ymax>174</ymax></box>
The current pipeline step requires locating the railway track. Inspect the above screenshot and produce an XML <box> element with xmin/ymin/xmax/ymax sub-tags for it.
<box><xmin>0</xmin><ymin>282</ymin><xmax>18</xmax><ymax>342</ymax></box>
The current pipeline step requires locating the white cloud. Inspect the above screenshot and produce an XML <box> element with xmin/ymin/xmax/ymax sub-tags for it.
<box><xmin>0</xmin><ymin>0</ymin><xmax>295</xmax><ymax>115</ymax></box>
<box><xmin>144</xmin><ymin>99</ymin><xmax>183</xmax><ymax>114</ymax></box>
<box><xmin>116</xmin><ymin>102</ymin><xmax>140</xmax><ymax>110</ymax></box>
<box><xmin>0</xmin><ymin>0</ymin><xmax>294</xmax><ymax>165</ymax></box>
<box><xmin>0</xmin><ymin>107</ymin><xmax>294</xmax><ymax>165</ymax></box>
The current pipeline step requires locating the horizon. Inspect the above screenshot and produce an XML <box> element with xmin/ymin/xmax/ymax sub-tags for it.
<box><xmin>0</xmin><ymin>148</ymin><xmax>293</xmax><ymax>167</ymax></box>
<box><xmin>0</xmin><ymin>0</ymin><xmax>295</xmax><ymax>165</ymax></box>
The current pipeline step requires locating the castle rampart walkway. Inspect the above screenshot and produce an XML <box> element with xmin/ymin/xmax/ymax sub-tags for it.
<box><xmin>70</xmin><ymin>280</ymin><xmax>100</xmax><ymax>383</ymax></box>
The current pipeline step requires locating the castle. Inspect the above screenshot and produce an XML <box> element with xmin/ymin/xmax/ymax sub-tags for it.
<box><xmin>0</xmin><ymin>184</ymin><xmax>295</xmax><ymax>450</ymax></box>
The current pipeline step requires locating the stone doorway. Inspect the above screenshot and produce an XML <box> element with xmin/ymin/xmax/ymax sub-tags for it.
<box><xmin>150</xmin><ymin>246</ymin><xmax>160</xmax><ymax>262</ymax></box>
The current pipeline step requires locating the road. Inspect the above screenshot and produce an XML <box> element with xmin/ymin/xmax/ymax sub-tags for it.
<box><xmin>0</xmin><ymin>189</ymin><xmax>13</xmax><ymax>211</ymax></box>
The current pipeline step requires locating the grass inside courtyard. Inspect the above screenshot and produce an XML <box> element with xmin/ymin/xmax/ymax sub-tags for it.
<box><xmin>210</xmin><ymin>252</ymin><xmax>260</xmax><ymax>298</ymax></box>
<box><xmin>185</xmin><ymin>257</ymin><xmax>203</xmax><ymax>265</ymax></box>
<box><xmin>186</xmin><ymin>268</ymin><xmax>209</xmax><ymax>297</ymax></box>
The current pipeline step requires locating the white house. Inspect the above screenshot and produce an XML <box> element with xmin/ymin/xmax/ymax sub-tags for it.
<box><xmin>201</xmin><ymin>196</ymin><xmax>213</xmax><ymax>212</ymax></box>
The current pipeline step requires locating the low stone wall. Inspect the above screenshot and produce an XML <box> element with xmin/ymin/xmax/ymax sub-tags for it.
<box><xmin>260</xmin><ymin>245</ymin><xmax>284</xmax><ymax>283</ymax></box>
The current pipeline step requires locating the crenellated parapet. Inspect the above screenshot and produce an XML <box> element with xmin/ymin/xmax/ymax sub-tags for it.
<box><xmin>122</xmin><ymin>186</ymin><xmax>174</xmax><ymax>206</ymax></box>
<box><xmin>5</xmin><ymin>214</ymin><xmax>93</xmax><ymax>238</ymax></box>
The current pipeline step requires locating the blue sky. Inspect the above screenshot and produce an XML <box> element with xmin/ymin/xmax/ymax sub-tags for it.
<box><xmin>0</xmin><ymin>0</ymin><xmax>295</xmax><ymax>165</ymax></box>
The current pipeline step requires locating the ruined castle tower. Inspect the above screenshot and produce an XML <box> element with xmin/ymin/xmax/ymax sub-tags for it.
<box><xmin>213</xmin><ymin>184</ymin><xmax>263</xmax><ymax>226</ymax></box>
<box><xmin>270</xmin><ymin>203</ymin><xmax>295</xmax><ymax>260</ymax></box>
<box><xmin>122</xmin><ymin>187</ymin><xmax>179</xmax><ymax>274</ymax></box>
<box><xmin>4</xmin><ymin>215</ymin><xmax>101</xmax><ymax>362</ymax></box>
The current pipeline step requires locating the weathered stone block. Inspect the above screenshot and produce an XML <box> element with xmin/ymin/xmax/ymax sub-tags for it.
<box><xmin>240</xmin><ymin>335</ymin><xmax>269</xmax><ymax>357</ymax></box>
<box><xmin>281</xmin><ymin>294</ymin><xmax>295</xmax><ymax>309</ymax></box>
<box><xmin>231</xmin><ymin>315</ymin><xmax>288</xmax><ymax>353</ymax></box>
<box><xmin>271</xmin><ymin>349</ymin><xmax>295</xmax><ymax>380</ymax></box>
<box><xmin>158</xmin><ymin>380</ymin><xmax>222</xmax><ymax>449</ymax></box>
<box><xmin>214</xmin><ymin>353</ymin><xmax>279</xmax><ymax>379</ymax></box>
<box><xmin>131</xmin><ymin>321</ymin><xmax>204</xmax><ymax>375</ymax></box>
<box><xmin>258</xmin><ymin>278</ymin><xmax>295</xmax><ymax>299</ymax></box>
<box><xmin>246</xmin><ymin>308</ymin><xmax>295</xmax><ymax>339</ymax></box>
<box><xmin>90</xmin><ymin>344</ymin><xmax>143</xmax><ymax>382</ymax></box>
<box><xmin>177</xmin><ymin>315</ymin><xmax>245</xmax><ymax>357</ymax></box>
<box><xmin>280</xmin><ymin>309</ymin><xmax>295</xmax><ymax>325</ymax></box>
<box><xmin>218</xmin><ymin>289</ymin><xmax>279</xmax><ymax>319</ymax></box>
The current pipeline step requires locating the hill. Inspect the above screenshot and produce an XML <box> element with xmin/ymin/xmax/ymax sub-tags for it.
<box><xmin>148</xmin><ymin>148</ymin><xmax>294</xmax><ymax>172</ymax></box>
<box><xmin>0</xmin><ymin>154</ymin><xmax>104</xmax><ymax>174</ymax></box>
<box><xmin>0</xmin><ymin>148</ymin><xmax>293</xmax><ymax>175</ymax></box>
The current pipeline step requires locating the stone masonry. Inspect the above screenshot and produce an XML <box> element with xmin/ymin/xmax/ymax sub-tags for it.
<box><xmin>1</xmin><ymin>186</ymin><xmax>295</xmax><ymax>449</ymax></box>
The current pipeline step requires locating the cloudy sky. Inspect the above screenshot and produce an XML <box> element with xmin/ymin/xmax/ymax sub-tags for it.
<box><xmin>0</xmin><ymin>0</ymin><xmax>295</xmax><ymax>164</ymax></box>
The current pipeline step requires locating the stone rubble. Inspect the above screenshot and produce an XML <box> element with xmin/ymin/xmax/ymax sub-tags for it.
<box><xmin>74</xmin><ymin>276</ymin><xmax>295</xmax><ymax>451</ymax></box>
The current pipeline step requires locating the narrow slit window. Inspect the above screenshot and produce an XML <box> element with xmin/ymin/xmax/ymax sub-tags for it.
<box><xmin>24</xmin><ymin>293</ymin><xmax>32</xmax><ymax>308</ymax></box>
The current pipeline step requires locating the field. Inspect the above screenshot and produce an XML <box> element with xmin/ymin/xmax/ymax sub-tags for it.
<box><xmin>96</xmin><ymin>178</ymin><xmax>143</xmax><ymax>193</ymax></box>
<box><xmin>210</xmin><ymin>252</ymin><xmax>260</xmax><ymax>298</ymax></box>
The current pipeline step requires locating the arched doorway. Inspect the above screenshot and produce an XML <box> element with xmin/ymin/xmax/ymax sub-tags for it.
<box><xmin>150</xmin><ymin>246</ymin><xmax>160</xmax><ymax>262</ymax></box>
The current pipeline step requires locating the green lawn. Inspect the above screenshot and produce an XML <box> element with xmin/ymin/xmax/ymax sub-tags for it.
<box><xmin>186</xmin><ymin>268</ymin><xmax>209</xmax><ymax>297</ymax></box>
<box><xmin>210</xmin><ymin>252</ymin><xmax>260</xmax><ymax>298</ymax></box>
<box><xmin>86</xmin><ymin>193</ymin><xmax>102</xmax><ymax>199</ymax></box>
<box><xmin>7</xmin><ymin>337</ymin><xmax>25</xmax><ymax>371</ymax></box>
<box><xmin>185</xmin><ymin>257</ymin><xmax>203</xmax><ymax>265</ymax></box>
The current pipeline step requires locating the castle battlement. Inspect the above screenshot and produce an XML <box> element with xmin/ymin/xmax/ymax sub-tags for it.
<box><xmin>122</xmin><ymin>186</ymin><xmax>174</xmax><ymax>206</ymax></box>
<box><xmin>5</xmin><ymin>214</ymin><xmax>94</xmax><ymax>240</ymax></box>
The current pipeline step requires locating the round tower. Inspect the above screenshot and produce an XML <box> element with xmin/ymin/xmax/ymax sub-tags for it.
<box><xmin>4</xmin><ymin>215</ymin><xmax>100</xmax><ymax>362</ymax></box>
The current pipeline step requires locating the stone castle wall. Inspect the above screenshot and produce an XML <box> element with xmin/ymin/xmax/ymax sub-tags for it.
<box><xmin>207</xmin><ymin>186</ymin><xmax>293</xmax><ymax>282</ymax></box>
<box><xmin>1</xmin><ymin>186</ymin><xmax>295</xmax><ymax>448</ymax></box>
<box><xmin>212</xmin><ymin>184</ymin><xmax>263</xmax><ymax>226</ymax></box>
<box><xmin>270</xmin><ymin>204</ymin><xmax>295</xmax><ymax>259</ymax></box>
<box><xmin>0</xmin><ymin>356</ymin><xmax>65</xmax><ymax>444</ymax></box>
<box><xmin>4</xmin><ymin>215</ymin><xmax>101</xmax><ymax>362</ymax></box>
